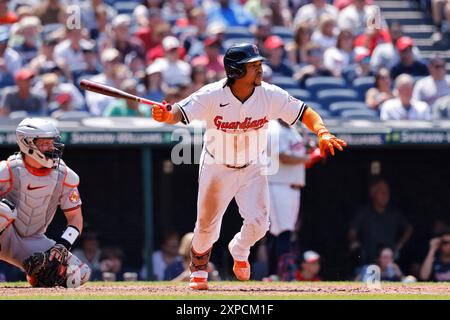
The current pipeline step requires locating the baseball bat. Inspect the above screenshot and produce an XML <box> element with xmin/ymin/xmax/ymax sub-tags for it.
<box><xmin>79</xmin><ymin>79</ymin><xmax>171</xmax><ymax>110</ymax></box>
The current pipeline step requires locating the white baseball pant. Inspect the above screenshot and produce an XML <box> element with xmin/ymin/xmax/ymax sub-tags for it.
<box><xmin>192</xmin><ymin>151</ymin><xmax>270</xmax><ymax>261</ymax></box>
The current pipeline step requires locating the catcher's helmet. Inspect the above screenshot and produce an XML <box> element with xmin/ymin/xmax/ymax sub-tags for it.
<box><xmin>16</xmin><ymin>118</ymin><xmax>64</xmax><ymax>168</ymax></box>
<box><xmin>224</xmin><ymin>43</ymin><xmax>266</xmax><ymax>79</ymax></box>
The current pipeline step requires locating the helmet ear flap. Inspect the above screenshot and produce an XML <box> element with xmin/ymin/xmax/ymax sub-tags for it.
<box><xmin>227</xmin><ymin>64</ymin><xmax>246</xmax><ymax>79</ymax></box>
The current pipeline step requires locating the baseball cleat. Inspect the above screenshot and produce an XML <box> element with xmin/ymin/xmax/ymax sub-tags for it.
<box><xmin>189</xmin><ymin>277</ymin><xmax>209</xmax><ymax>290</ymax></box>
<box><xmin>232</xmin><ymin>260</ymin><xmax>251</xmax><ymax>281</ymax></box>
<box><xmin>228</xmin><ymin>241</ymin><xmax>251</xmax><ymax>281</ymax></box>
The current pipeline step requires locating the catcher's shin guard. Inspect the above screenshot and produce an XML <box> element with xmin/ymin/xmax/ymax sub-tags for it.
<box><xmin>189</xmin><ymin>247</ymin><xmax>211</xmax><ymax>290</ymax></box>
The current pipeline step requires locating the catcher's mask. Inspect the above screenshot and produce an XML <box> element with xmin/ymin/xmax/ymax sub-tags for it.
<box><xmin>16</xmin><ymin>118</ymin><xmax>65</xmax><ymax>169</ymax></box>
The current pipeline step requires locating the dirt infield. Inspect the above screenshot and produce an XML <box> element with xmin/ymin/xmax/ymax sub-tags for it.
<box><xmin>0</xmin><ymin>282</ymin><xmax>449</xmax><ymax>299</ymax></box>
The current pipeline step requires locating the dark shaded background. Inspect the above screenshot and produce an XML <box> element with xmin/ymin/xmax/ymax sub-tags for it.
<box><xmin>1</xmin><ymin>145</ymin><xmax>448</xmax><ymax>280</ymax></box>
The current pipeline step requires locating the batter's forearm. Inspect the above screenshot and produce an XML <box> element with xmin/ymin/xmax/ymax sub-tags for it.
<box><xmin>301</xmin><ymin>107</ymin><xmax>327</xmax><ymax>135</ymax></box>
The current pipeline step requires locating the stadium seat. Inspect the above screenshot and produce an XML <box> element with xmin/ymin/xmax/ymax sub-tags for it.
<box><xmin>314</xmin><ymin>108</ymin><xmax>332</xmax><ymax>118</ymax></box>
<box><xmin>113</xmin><ymin>1</ymin><xmax>139</xmax><ymax>15</ymax></box>
<box><xmin>271</xmin><ymin>26</ymin><xmax>294</xmax><ymax>42</ymax></box>
<box><xmin>305</xmin><ymin>77</ymin><xmax>347</xmax><ymax>97</ymax></box>
<box><xmin>272</xmin><ymin>76</ymin><xmax>299</xmax><ymax>90</ymax></box>
<box><xmin>316</xmin><ymin>89</ymin><xmax>360</xmax><ymax>109</ymax></box>
<box><xmin>304</xmin><ymin>101</ymin><xmax>324</xmax><ymax>111</ymax></box>
<box><xmin>352</xmin><ymin>76</ymin><xmax>375</xmax><ymax>101</ymax></box>
<box><xmin>223</xmin><ymin>37</ymin><xmax>255</xmax><ymax>49</ymax></box>
<box><xmin>223</xmin><ymin>26</ymin><xmax>253</xmax><ymax>40</ymax></box>
<box><xmin>328</xmin><ymin>101</ymin><xmax>368</xmax><ymax>115</ymax></box>
<box><xmin>340</xmin><ymin>108</ymin><xmax>379</xmax><ymax>120</ymax></box>
<box><xmin>287</xmin><ymin>88</ymin><xmax>311</xmax><ymax>101</ymax></box>
<box><xmin>9</xmin><ymin>111</ymin><xmax>29</xmax><ymax>120</ymax></box>
<box><xmin>54</xmin><ymin>111</ymin><xmax>93</xmax><ymax>121</ymax></box>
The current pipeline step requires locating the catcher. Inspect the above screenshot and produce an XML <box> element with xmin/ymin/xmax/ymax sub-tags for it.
<box><xmin>0</xmin><ymin>118</ymin><xmax>91</xmax><ymax>288</ymax></box>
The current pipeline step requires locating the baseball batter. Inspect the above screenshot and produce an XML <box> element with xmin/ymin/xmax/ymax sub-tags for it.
<box><xmin>152</xmin><ymin>43</ymin><xmax>347</xmax><ymax>290</ymax></box>
<box><xmin>0</xmin><ymin>118</ymin><xmax>91</xmax><ymax>288</ymax></box>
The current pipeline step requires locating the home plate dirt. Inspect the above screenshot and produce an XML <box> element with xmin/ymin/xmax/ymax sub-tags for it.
<box><xmin>0</xmin><ymin>282</ymin><xmax>449</xmax><ymax>299</ymax></box>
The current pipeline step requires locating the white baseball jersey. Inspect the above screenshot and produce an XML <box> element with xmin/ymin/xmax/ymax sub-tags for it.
<box><xmin>267</xmin><ymin>120</ymin><xmax>306</xmax><ymax>186</ymax></box>
<box><xmin>176</xmin><ymin>79</ymin><xmax>308</xmax><ymax>262</ymax></box>
<box><xmin>175</xmin><ymin>79</ymin><xmax>307</xmax><ymax>167</ymax></box>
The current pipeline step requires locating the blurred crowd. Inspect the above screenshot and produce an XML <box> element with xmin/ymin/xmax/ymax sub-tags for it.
<box><xmin>0</xmin><ymin>0</ymin><xmax>447</xmax><ymax>120</ymax></box>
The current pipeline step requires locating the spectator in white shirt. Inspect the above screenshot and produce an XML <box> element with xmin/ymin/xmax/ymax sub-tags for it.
<box><xmin>412</xmin><ymin>56</ymin><xmax>450</xmax><ymax>108</ymax></box>
<box><xmin>293</xmin><ymin>0</ymin><xmax>338</xmax><ymax>28</ymax></box>
<box><xmin>324</xmin><ymin>29</ymin><xmax>355</xmax><ymax>77</ymax></box>
<box><xmin>0</xmin><ymin>26</ymin><xmax>21</xmax><ymax>87</ymax></box>
<box><xmin>149</xmin><ymin>36</ymin><xmax>191</xmax><ymax>87</ymax></box>
<box><xmin>311</xmin><ymin>14</ymin><xmax>338</xmax><ymax>51</ymax></box>
<box><xmin>12</xmin><ymin>15</ymin><xmax>41</xmax><ymax>65</ymax></box>
<box><xmin>338</xmin><ymin>0</ymin><xmax>383</xmax><ymax>36</ymax></box>
<box><xmin>85</xmin><ymin>48</ymin><xmax>130</xmax><ymax>115</ymax></box>
<box><xmin>54</xmin><ymin>26</ymin><xmax>94</xmax><ymax>74</ymax></box>
<box><xmin>323</xmin><ymin>30</ymin><xmax>355</xmax><ymax>77</ymax></box>
<box><xmin>380</xmin><ymin>74</ymin><xmax>431</xmax><ymax>121</ymax></box>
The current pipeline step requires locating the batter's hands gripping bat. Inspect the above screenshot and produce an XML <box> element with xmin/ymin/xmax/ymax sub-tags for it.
<box><xmin>79</xmin><ymin>79</ymin><xmax>171</xmax><ymax>111</ymax></box>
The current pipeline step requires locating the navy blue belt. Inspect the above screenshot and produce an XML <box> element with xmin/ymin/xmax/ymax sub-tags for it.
<box><xmin>205</xmin><ymin>148</ymin><xmax>251</xmax><ymax>169</ymax></box>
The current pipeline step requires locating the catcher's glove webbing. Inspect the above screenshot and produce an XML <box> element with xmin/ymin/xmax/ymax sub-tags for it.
<box><xmin>23</xmin><ymin>246</ymin><xmax>69</xmax><ymax>287</ymax></box>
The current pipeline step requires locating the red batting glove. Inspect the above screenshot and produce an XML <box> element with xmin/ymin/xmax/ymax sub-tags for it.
<box><xmin>317</xmin><ymin>128</ymin><xmax>347</xmax><ymax>157</ymax></box>
<box><xmin>305</xmin><ymin>147</ymin><xmax>322</xmax><ymax>169</ymax></box>
<box><xmin>152</xmin><ymin>101</ymin><xmax>173</xmax><ymax>123</ymax></box>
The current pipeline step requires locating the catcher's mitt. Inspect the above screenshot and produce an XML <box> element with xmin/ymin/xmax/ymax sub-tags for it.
<box><xmin>23</xmin><ymin>245</ymin><xmax>69</xmax><ymax>287</ymax></box>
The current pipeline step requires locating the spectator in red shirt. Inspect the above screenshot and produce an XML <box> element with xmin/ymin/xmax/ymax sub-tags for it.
<box><xmin>296</xmin><ymin>250</ymin><xmax>322</xmax><ymax>281</ymax></box>
<box><xmin>191</xmin><ymin>36</ymin><xmax>225</xmax><ymax>77</ymax></box>
<box><xmin>354</xmin><ymin>28</ymin><xmax>391</xmax><ymax>55</ymax></box>
<box><xmin>135</xmin><ymin>8</ymin><xmax>164</xmax><ymax>53</ymax></box>
<box><xmin>263</xmin><ymin>35</ymin><xmax>294</xmax><ymax>77</ymax></box>
<box><xmin>144</xmin><ymin>22</ymin><xmax>174</xmax><ymax>64</ymax></box>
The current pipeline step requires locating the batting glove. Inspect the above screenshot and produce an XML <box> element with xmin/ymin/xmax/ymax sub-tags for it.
<box><xmin>317</xmin><ymin>128</ymin><xmax>347</xmax><ymax>157</ymax></box>
<box><xmin>152</xmin><ymin>101</ymin><xmax>173</xmax><ymax>122</ymax></box>
<box><xmin>48</xmin><ymin>244</ymin><xmax>69</xmax><ymax>263</ymax></box>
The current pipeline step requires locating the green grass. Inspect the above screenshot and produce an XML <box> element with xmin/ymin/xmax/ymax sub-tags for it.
<box><xmin>0</xmin><ymin>281</ymin><xmax>449</xmax><ymax>300</ymax></box>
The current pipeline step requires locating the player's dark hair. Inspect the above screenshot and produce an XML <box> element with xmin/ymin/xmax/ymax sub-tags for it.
<box><xmin>368</xmin><ymin>176</ymin><xmax>388</xmax><ymax>189</ymax></box>
<box><xmin>376</xmin><ymin>245</ymin><xmax>394</xmax><ymax>259</ymax></box>
<box><xmin>226</xmin><ymin>77</ymin><xmax>235</xmax><ymax>86</ymax></box>
<box><xmin>436</xmin><ymin>227</ymin><xmax>450</xmax><ymax>239</ymax></box>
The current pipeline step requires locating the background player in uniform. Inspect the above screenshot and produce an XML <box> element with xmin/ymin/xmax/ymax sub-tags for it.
<box><xmin>266</xmin><ymin>119</ymin><xmax>310</xmax><ymax>276</ymax></box>
<box><xmin>0</xmin><ymin>118</ymin><xmax>91</xmax><ymax>288</ymax></box>
<box><xmin>152</xmin><ymin>43</ymin><xmax>347</xmax><ymax>290</ymax></box>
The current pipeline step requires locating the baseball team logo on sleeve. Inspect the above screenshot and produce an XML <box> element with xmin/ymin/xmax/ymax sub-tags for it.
<box><xmin>69</xmin><ymin>190</ymin><xmax>80</xmax><ymax>204</ymax></box>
